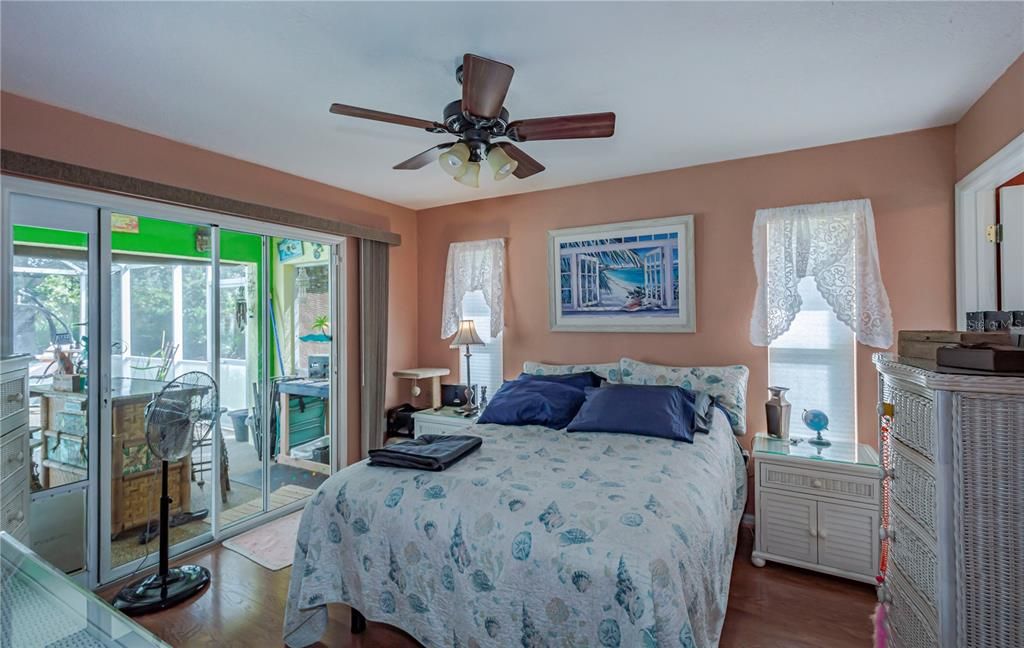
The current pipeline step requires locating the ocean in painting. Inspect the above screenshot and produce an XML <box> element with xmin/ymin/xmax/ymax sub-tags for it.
<box><xmin>559</xmin><ymin>233</ymin><xmax>680</xmax><ymax>317</ymax></box>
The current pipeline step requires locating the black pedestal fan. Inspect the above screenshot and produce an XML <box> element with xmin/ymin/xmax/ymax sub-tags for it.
<box><xmin>113</xmin><ymin>371</ymin><xmax>218</xmax><ymax>615</ymax></box>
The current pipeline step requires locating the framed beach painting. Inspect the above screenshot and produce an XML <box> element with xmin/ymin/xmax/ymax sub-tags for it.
<box><xmin>547</xmin><ymin>215</ymin><xmax>696</xmax><ymax>333</ymax></box>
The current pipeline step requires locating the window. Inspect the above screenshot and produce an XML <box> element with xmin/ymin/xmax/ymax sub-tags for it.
<box><xmin>768</xmin><ymin>277</ymin><xmax>856</xmax><ymax>441</ymax></box>
<box><xmin>458</xmin><ymin>290</ymin><xmax>503</xmax><ymax>404</ymax></box>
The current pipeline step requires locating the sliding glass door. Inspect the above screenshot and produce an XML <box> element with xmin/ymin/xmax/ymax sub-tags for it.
<box><xmin>7</xmin><ymin>194</ymin><xmax>100</xmax><ymax>583</ymax></box>
<box><xmin>3</xmin><ymin>178</ymin><xmax>344</xmax><ymax>587</ymax></box>
<box><xmin>101</xmin><ymin>211</ymin><xmax>215</xmax><ymax>579</ymax></box>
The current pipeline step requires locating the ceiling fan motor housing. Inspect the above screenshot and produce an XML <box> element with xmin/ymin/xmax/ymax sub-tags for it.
<box><xmin>443</xmin><ymin>99</ymin><xmax>509</xmax><ymax>136</ymax></box>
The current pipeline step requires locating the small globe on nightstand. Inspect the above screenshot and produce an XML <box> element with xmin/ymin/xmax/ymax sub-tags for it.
<box><xmin>802</xmin><ymin>409</ymin><xmax>831</xmax><ymax>447</ymax></box>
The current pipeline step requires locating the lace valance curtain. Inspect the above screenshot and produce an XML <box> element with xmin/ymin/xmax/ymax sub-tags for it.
<box><xmin>750</xmin><ymin>198</ymin><xmax>893</xmax><ymax>348</ymax></box>
<box><xmin>441</xmin><ymin>238</ymin><xmax>505</xmax><ymax>339</ymax></box>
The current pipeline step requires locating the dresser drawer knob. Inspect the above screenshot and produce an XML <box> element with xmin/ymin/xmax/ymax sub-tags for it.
<box><xmin>880</xmin><ymin>525</ymin><xmax>895</xmax><ymax>541</ymax></box>
<box><xmin>6</xmin><ymin>510</ymin><xmax>24</xmax><ymax>524</ymax></box>
<box><xmin>7</xmin><ymin>451</ymin><xmax>25</xmax><ymax>464</ymax></box>
<box><xmin>811</xmin><ymin>479</ymin><xmax>824</xmax><ymax>489</ymax></box>
<box><xmin>882</xmin><ymin>468</ymin><xmax>895</xmax><ymax>480</ymax></box>
<box><xmin>5</xmin><ymin>392</ymin><xmax>24</xmax><ymax>404</ymax></box>
<box><xmin>877</xmin><ymin>585</ymin><xmax>891</xmax><ymax>604</ymax></box>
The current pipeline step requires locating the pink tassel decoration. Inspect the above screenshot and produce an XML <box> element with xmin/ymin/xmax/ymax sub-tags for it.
<box><xmin>872</xmin><ymin>602</ymin><xmax>889</xmax><ymax>648</ymax></box>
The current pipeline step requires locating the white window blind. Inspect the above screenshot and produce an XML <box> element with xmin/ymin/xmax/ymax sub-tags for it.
<box><xmin>768</xmin><ymin>277</ymin><xmax>856</xmax><ymax>442</ymax></box>
<box><xmin>459</xmin><ymin>290</ymin><xmax>503</xmax><ymax>403</ymax></box>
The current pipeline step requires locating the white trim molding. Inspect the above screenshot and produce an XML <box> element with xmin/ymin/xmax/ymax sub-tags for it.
<box><xmin>954</xmin><ymin>131</ymin><xmax>1024</xmax><ymax>329</ymax></box>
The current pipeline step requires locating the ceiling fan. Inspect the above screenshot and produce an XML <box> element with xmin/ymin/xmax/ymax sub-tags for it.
<box><xmin>329</xmin><ymin>53</ymin><xmax>616</xmax><ymax>187</ymax></box>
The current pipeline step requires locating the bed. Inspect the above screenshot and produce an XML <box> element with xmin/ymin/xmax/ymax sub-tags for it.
<box><xmin>284</xmin><ymin>407</ymin><xmax>745</xmax><ymax>647</ymax></box>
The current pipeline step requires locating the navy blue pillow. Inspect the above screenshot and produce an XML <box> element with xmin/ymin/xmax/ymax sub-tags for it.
<box><xmin>478</xmin><ymin>380</ymin><xmax>586</xmax><ymax>429</ymax></box>
<box><xmin>516</xmin><ymin>371</ymin><xmax>602</xmax><ymax>391</ymax></box>
<box><xmin>566</xmin><ymin>384</ymin><xmax>695</xmax><ymax>443</ymax></box>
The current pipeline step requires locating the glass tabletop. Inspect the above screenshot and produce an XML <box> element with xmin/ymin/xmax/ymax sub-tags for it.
<box><xmin>753</xmin><ymin>433</ymin><xmax>879</xmax><ymax>467</ymax></box>
<box><xmin>0</xmin><ymin>532</ymin><xmax>169</xmax><ymax>647</ymax></box>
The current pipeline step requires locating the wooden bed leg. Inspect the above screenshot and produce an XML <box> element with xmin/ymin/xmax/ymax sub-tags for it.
<box><xmin>351</xmin><ymin>608</ymin><xmax>367</xmax><ymax>634</ymax></box>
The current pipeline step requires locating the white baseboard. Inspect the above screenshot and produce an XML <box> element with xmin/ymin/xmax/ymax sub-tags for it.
<box><xmin>741</xmin><ymin>513</ymin><xmax>755</xmax><ymax>528</ymax></box>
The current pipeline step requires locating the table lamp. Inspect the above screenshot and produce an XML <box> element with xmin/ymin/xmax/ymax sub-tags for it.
<box><xmin>449</xmin><ymin>319</ymin><xmax>485</xmax><ymax>413</ymax></box>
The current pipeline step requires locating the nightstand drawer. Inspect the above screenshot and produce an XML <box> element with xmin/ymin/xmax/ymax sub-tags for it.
<box><xmin>412</xmin><ymin>407</ymin><xmax>476</xmax><ymax>438</ymax></box>
<box><xmin>759</xmin><ymin>461</ymin><xmax>878</xmax><ymax>504</ymax></box>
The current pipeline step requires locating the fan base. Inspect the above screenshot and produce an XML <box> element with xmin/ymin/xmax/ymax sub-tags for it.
<box><xmin>112</xmin><ymin>565</ymin><xmax>211</xmax><ymax>616</ymax></box>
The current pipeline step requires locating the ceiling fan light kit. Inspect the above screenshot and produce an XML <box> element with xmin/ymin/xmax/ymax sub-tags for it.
<box><xmin>329</xmin><ymin>53</ymin><xmax>615</xmax><ymax>187</ymax></box>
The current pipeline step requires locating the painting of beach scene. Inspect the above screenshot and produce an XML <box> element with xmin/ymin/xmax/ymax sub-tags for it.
<box><xmin>548</xmin><ymin>215</ymin><xmax>696</xmax><ymax>332</ymax></box>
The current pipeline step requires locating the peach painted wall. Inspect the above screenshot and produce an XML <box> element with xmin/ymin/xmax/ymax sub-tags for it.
<box><xmin>416</xmin><ymin>127</ymin><xmax>958</xmax><ymax>450</ymax></box>
<box><xmin>955</xmin><ymin>53</ymin><xmax>1024</xmax><ymax>181</ymax></box>
<box><xmin>0</xmin><ymin>91</ymin><xmax>418</xmax><ymax>463</ymax></box>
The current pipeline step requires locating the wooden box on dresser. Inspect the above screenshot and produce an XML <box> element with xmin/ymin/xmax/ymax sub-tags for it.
<box><xmin>1</xmin><ymin>354</ymin><xmax>31</xmax><ymax>544</ymax></box>
<box><xmin>875</xmin><ymin>353</ymin><xmax>1024</xmax><ymax>648</ymax></box>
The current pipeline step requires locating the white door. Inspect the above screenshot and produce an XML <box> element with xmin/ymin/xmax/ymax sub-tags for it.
<box><xmin>999</xmin><ymin>185</ymin><xmax>1024</xmax><ymax>310</ymax></box>
<box><xmin>759</xmin><ymin>491</ymin><xmax>818</xmax><ymax>564</ymax></box>
<box><xmin>816</xmin><ymin>501</ymin><xmax>878</xmax><ymax>578</ymax></box>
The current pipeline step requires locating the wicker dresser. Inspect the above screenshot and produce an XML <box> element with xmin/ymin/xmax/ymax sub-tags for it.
<box><xmin>1</xmin><ymin>355</ymin><xmax>31</xmax><ymax>545</ymax></box>
<box><xmin>874</xmin><ymin>353</ymin><xmax>1024</xmax><ymax>648</ymax></box>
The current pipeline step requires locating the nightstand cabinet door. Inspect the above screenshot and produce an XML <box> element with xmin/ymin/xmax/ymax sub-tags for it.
<box><xmin>817</xmin><ymin>501</ymin><xmax>879</xmax><ymax>578</ymax></box>
<box><xmin>760</xmin><ymin>491</ymin><xmax>818</xmax><ymax>565</ymax></box>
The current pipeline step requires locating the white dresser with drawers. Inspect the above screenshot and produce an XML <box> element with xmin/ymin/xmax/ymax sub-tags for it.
<box><xmin>1</xmin><ymin>355</ymin><xmax>31</xmax><ymax>544</ymax></box>
<box><xmin>875</xmin><ymin>353</ymin><xmax>1024</xmax><ymax>648</ymax></box>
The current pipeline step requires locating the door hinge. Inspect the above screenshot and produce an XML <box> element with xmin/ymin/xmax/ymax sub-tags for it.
<box><xmin>986</xmin><ymin>223</ymin><xmax>1003</xmax><ymax>243</ymax></box>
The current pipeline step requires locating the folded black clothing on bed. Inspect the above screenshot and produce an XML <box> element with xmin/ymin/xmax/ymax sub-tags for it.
<box><xmin>368</xmin><ymin>434</ymin><xmax>483</xmax><ymax>471</ymax></box>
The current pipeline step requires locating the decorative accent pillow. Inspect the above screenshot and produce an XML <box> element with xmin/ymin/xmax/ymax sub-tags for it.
<box><xmin>477</xmin><ymin>380</ymin><xmax>586</xmax><ymax>429</ymax></box>
<box><xmin>566</xmin><ymin>384</ymin><xmax>695</xmax><ymax>443</ymax></box>
<box><xmin>618</xmin><ymin>358</ymin><xmax>750</xmax><ymax>435</ymax></box>
<box><xmin>517</xmin><ymin>371</ymin><xmax>603</xmax><ymax>391</ymax></box>
<box><xmin>522</xmin><ymin>361</ymin><xmax>621</xmax><ymax>383</ymax></box>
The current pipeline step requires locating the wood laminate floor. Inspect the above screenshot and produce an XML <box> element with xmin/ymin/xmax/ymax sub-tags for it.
<box><xmin>100</xmin><ymin>526</ymin><xmax>876</xmax><ymax>647</ymax></box>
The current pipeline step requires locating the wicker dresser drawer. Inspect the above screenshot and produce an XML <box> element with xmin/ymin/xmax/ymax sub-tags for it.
<box><xmin>759</xmin><ymin>461</ymin><xmax>878</xmax><ymax>505</ymax></box>
<box><xmin>0</xmin><ymin>425</ymin><xmax>30</xmax><ymax>491</ymax></box>
<box><xmin>886</xmin><ymin>565</ymin><xmax>939</xmax><ymax>648</ymax></box>
<box><xmin>889</xmin><ymin>440</ymin><xmax>937</xmax><ymax>537</ymax></box>
<box><xmin>889</xmin><ymin>503</ymin><xmax>939</xmax><ymax>621</ymax></box>
<box><xmin>1</xmin><ymin>472</ymin><xmax>30</xmax><ymax>540</ymax></box>
<box><xmin>887</xmin><ymin>381</ymin><xmax>935</xmax><ymax>461</ymax></box>
<box><xmin>1</xmin><ymin>369</ymin><xmax>29</xmax><ymax>435</ymax></box>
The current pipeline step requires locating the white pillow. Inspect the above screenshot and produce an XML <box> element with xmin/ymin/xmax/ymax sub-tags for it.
<box><xmin>619</xmin><ymin>357</ymin><xmax>750</xmax><ymax>435</ymax></box>
<box><xmin>521</xmin><ymin>361</ymin><xmax>621</xmax><ymax>383</ymax></box>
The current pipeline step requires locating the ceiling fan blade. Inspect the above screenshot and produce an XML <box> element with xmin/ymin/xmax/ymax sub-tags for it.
<box><xmin>393</xmin><ymin>143</ymin><xmax>454</xmax><ymax>170</ymax></box>
<box><xmin>506</xmin><ymin>112</ymin><xmax>615</xmax><ymax>142</ymax></box>
<box><xmin>461</xmin><ymin>54</ymin><xmax>514</xmax><ymax>120</ymax></box>
<box><xmin>330</xmin><ymin>103</ymin><xmax>442</xmax><ymax>131</ymax></box>
<box><xmin>494</xmin><ymin>143</ymin><xmax>545</xmax><ymax>179</ymax></box>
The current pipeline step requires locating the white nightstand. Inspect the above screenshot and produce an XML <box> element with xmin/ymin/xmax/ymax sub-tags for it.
<box><xmin>412</xmin><ymin>407</ymin><xmax>478</xmax><ymax>437</ymax></box>
<box><xmin>752</xmin><ymin>433</ymin><xmax>881</xmax><ymax>584</ymax></box>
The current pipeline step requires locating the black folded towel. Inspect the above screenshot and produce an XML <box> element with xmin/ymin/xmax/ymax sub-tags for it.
<box><xmin>368</xmin><ymin>434</ymin><xmax>483</xmax><ymax>471</ymax></box>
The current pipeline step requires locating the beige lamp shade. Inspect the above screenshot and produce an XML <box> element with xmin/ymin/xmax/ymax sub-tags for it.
<box><xmin>487</xmin><ymin>145</ymin><xmax>518</xmax><ymax>181</ymax></box>
<box><xmin>453</xmin><ymin>161</ymin><xmax>481</xmax><ymax>188</ymax></box>
<box><xmin>449</xmin><ymin>319</ymin><xmax>484</xmax><ymax>347</ymax></box>
<box><xmin>438</xmin><ymin>143</ymin><xmax>471</xmax><ymax>177</ymax></box>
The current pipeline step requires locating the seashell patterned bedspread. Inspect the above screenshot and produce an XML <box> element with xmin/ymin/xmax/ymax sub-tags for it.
<box><xmin>284</xmin><ymin>409</ymin><xmax>746</xmax><ymax>648</ymax></box>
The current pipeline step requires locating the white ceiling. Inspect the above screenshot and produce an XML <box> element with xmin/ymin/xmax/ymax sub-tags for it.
<box><xmin>2</xmin><ymin>2</ymin><xmax>1022</xmax><ymax>210</ymax></box>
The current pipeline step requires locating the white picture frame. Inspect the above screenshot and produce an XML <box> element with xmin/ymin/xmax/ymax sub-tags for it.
<box><xmin>547</xmin><ymin>215</ymin><xmax>696</xmax><ymax>333</ymax></box>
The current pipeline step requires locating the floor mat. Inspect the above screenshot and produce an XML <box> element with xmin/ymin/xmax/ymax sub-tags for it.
<box><xmin>222</xmin><ymin>510</ymin><xmax>303</xmax><ymax>571</ymax></box>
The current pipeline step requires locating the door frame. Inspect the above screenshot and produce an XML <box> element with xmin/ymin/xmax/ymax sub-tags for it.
<box><xmin>1</xmin><ymin>175</ymin><xmax>348</xmax><ymax>588</ymax></box>
<box><xmin>954</xmin><ymin>130</ymin><xmax>1024</xmax><ymax>328</ymax></box>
